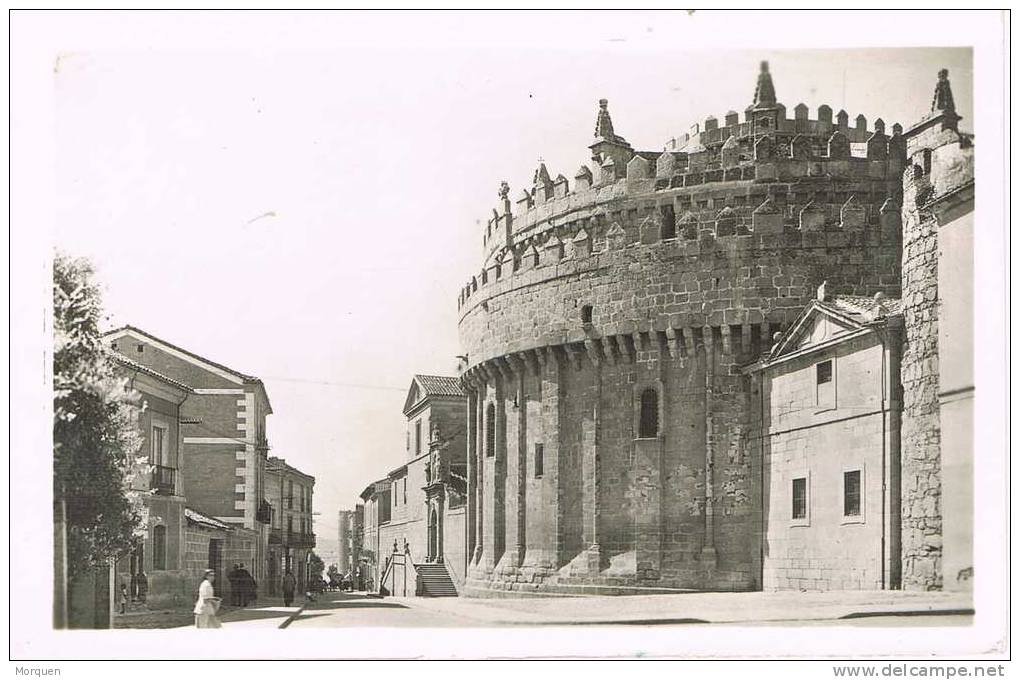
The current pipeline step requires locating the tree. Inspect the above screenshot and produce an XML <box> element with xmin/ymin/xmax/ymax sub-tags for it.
<box><xmin>307</xmin><ymin>552</ymin><xmax>325</xmax><ymax>592</ymax></box>
<box><xmin>53</xmin><ymin>254</ymin><xmax>148</xmax><ymax>581</ymax></box>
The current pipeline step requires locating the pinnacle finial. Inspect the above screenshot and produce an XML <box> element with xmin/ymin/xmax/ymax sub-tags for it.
<box><xmin>932</xmin><ymin>67</ymin><xmax>956</xmax><ymax>114</ymax></box>
<box><xmin>753</xmin><ymin>59</ymin><xmax>777</xmax><ymax>109</ymax></box>
<box><xmin>594</xmin><ymin>98</ymin><xmax>627</xmax><ymax>145</ymax></box>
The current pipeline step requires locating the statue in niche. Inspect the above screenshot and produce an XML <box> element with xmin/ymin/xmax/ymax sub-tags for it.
<box><xmin>498</xmin><ymin>181</ymin><xmax>510</xmax><ymax>201</ymax></box>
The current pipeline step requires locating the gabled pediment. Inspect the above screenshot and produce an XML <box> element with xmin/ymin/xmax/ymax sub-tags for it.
<box><xmin>403</xmin><ymin>380</ymin><xmax>422</xmax><ymax>415</ymax></box>
<box><xmin>769</xmin><ymin>302</ymin><xmax>867</xmax><ymax>360</ymax></box>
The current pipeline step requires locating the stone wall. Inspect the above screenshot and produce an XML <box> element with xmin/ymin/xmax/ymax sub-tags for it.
<box><xmin>899</xmin><ymin>104</ymin><xmax>974</xmax><ymax>590</ymax></box>
<box><xmin>458</xmin><ymin>65</ymin><xmax>910</xmax><ymax>595</ymax></box>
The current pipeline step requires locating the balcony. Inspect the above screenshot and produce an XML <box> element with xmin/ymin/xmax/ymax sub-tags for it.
<box><xmin>256</xmin><ymin>499</ymin><xmax>272</xmax><ymax>524</ymax></box>
<box><xmin>150</xmin><ymin>465</ymin><xmax>177</xmax><ymax>496</ymax></box>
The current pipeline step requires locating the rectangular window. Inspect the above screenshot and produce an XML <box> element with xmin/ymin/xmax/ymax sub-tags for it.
<box><xmin>534</xmin><ymin>443</ymin><xmax>544</xmax><ymax>478</ymax></box>
<box><xmin>151</xmin><ymin>425</ymin><xmax>166</xmax><ymax>467</ymax></box>
<box><xmin>844</xmin><ymin>470</ymin><xmax>862</xmax><ymax>517</ymax></box>
<box><xmin>402</xmin><ymin>478</ymin><xmax>407</xmax><ymax>504</ymax></box>
<box><xmin>415</xmin><ymin>420</ymin><xmax>422</xmax><ymax>456</ymax></box>
<box><xmin>287</xmin><ymin>481</ymin><xmax>293</xmax><ymax>509</ymax></box>
<box><xmin>816</xmin><ymin>359</ymin><xmax>835</xmax><ymax>409</ymax></box>
<box><xmin>792</xmin><ymin>477</ymin><xmax>807</xmax><ymax>520</ymax></box>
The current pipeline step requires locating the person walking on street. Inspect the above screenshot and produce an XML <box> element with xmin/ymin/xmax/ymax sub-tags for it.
<box><xmin>118</xmin><ymin>583</ymin><xmax>128</xmax><ymax>615</ymax></box>
<box><xmin>194</xmin><ymin>570</ymin><xmax>222</xmax><ymax>629</ymax></box>
<box><xmin>282</xmin><ymin>569</ymin><xmax>296</xmax><ymax>607</ymax></box>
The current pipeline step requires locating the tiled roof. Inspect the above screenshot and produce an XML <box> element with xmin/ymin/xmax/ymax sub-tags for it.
<box><xmin>103</xmin><ymin>324</ymin><xmax>273</xmax><ymax>414</ymax></box>
<box><xmin>413</xmin><ymin>374</ymin><xmax>466</xmax><ymax>398</ymax></box>
<box><xmin>184</xmin><ymin>507</ymin><xmax>231</xmax><ymax>531</ymax></box>
<box><xmin>112</xmin><ymin>354</ymin><xmax>193</xmax><ymax>392</ymax></box>
<box><xmin>103</xmin><ymin>325</ymin><xmax>261</xmax><ymax>383</ymax></box>
<box><xmin>825</xmin><ymin>294</ymin><xmax>902</xmax><ymax>323</ymax></box>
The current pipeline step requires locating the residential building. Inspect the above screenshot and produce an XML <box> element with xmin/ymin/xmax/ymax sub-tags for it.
<box><xmin>103</xmin><ymin>326</ymin><xmax>274</xmax><ymax>596</ymax></box>
<box><xmin>112</xmin><ymin>355</ymin><xmax>193</xmax><ymax>608</ymax></box>
<box><xmin>354</xmin><ymin>375</ymin><xmax>468</xmax><ymax>596</ymax></box>
<box><xmin>337</xmin><ymin>509</ymin><xmax>355</xmax><ymax>575</ymax></box>
<box><xmin>265</xmin><ymin>456</ymin><xmax>316</xmax><ymax>594</ymax></box>
<box><xmin>358</xmin><ymin>479</ymin><xmax>389</xmax><ymax>591</ymax></box>
<box><xmin>749</xmin><ymin>288</ymin><xmax>903</xmax><ymax>590</ymax></box>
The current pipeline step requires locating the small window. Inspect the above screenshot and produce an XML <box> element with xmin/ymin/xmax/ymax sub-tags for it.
<box><xmin>638</xmin><ymin>388</ymin><xmax>659</xmax><ymax>438</ymax></box>
<box><xmin>816</xmin><ymin>361</ymin><xmax>832</xmax><ymax>383</ymax></box>
<box><xmin>581</xmin><ymin>305</ymin><xmax>593</xmax><ymax>324</ymax></box>
<box><xmin>402</xmin><ymin>478</ymin><xmax>407</xmax><ymax>504</ymax></box>
<box><xmin>136</xmin><ymin>343</ymin><xmax>144</xmax><ymax>353</ymax></box>
<box><xmin>534</xmin><ymin>443</ymin><xmax>544</xmax><ymax>478</ymax></box>
<box><xmin>485</xmin><ymin>404</ymin><xmax>496</xmax><ymax>458</ymax></box>
<box><xmin>415</xmin><ymin>420</ymin><xmax>422</xmax><ymax>456</ymax></box>
<box><xmin>152</xmin><ymin>525</ymin><xmax>167</xmax><ymax>571</ymax></box>
<box><xmin>792</xmin><ymin>477</ymin><xmax>807</xmax><ymax>520</ymax></box>
<box><xmin>816</xmin><ymin>360</ymin><xmax>835</xmax><ymax>409</ymax></box>
<box><xmin>844</xmin><ymin>470</ymin><xmax>862</xmax><ymax>517</ymax></box>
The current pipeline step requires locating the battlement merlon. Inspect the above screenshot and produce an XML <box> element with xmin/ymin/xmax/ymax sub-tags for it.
<box><xmin>477</xmin><ymin>61</ymin><xmax>906</xmax><ymax>264</ymax></box>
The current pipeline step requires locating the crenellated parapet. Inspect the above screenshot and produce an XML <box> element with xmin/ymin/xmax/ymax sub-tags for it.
<box><xmin>479</xmin><ymin>63</ymin><xmax>905</xmax><ymax>268</ymax></box>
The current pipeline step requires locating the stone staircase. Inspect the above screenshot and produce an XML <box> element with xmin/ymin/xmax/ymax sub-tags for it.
<box><xmin>415</xmin><ymin>563</ymin><xmax>458</xmax><ymax>597</ymax></box>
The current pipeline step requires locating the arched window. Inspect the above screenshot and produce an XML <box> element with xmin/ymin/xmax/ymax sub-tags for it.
<box><xmin>485</xmin><ymin>404</ymin><xmax>496</xmax><ymax>458</ymax></box>
<box><xmin>638</xmin><ymin>388</ymin><xmax>659</xmax><ymax>438</ymax></box>
<box><xmin>152</xmin><ymin>525</ymin><xmax>167</xmax><ymax>571</ymax></box>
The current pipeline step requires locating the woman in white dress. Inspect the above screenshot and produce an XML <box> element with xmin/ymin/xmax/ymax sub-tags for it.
<box><xmin>194</xmin><ymin>569</ymin><xmax>222</xmax><ymax>628</ymax></box>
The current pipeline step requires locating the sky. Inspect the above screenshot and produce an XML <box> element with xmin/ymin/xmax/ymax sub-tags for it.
<box><xmin>47</xmin><ymin>14</ymin><xmax>974</xmax><ymax>548</ymax></box>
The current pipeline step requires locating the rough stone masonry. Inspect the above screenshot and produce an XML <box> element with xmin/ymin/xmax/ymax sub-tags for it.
<box><xmin>455</xmin><ymin>61</ymin><xmax>956</xmax><ymax>595</ymax></box>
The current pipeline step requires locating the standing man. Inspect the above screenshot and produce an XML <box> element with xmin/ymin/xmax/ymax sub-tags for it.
<box><xmin>238</xmin><ymin>563</ymin><xmax>254</xmax><ymax>607</ymax></box>
<box><xmin>228</xmin><ymin>564</ymin><xmax>241</xmax><ymax>607</ymax></box>
<box><xmin>282</xmin><ymin>569</ymin><xmax>297</xmax><ymax>607</ymax></box>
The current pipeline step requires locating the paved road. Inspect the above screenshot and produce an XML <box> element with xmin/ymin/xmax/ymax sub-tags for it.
<box><xmin>286</xmin><ymin>591</ymin><xmax>971</xmax><ymax>629</ymax></box>
<box><xmin>286</xmin><ymin>592</ymin><xmax>487</xmax><ymax>628</ymax></box>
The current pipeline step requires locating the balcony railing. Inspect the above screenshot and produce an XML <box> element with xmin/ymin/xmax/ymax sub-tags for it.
<box><xmin>150</xmin><ymin>465</ymin><xmax>177</xmax><ymax>495</ymax></box>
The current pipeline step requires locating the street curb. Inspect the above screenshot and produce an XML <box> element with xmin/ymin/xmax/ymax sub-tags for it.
<box><xmin>838</xmin><ymin>608</ymin><xmax>975</xmax><ymax>620</ymax></box>
<box><xmin>278</xmin><ymin>604</ymin><xmax>307</xmax><ymax>629</ymax></box>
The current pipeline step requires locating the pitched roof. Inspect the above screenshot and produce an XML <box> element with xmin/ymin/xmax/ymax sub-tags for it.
<box><xmin>266</xmin><ymin>456</ymin><xmax>315</xmax><ymax>483</ymax></box>
<box><xmin>103</xmin><ymin>324</ymin><xmax>272</xmax><ymax>413</ymax></box>
<box><xmin>764</xmin><ymin>293</ymin><xmax>901</xmax><ymax>364</ymax></box>
<box><xmin>112</xmin><ymin>354</ymin><xmax>193</xmax><ymax>393</ymax></box>
<box><xmin>184</xmin><ymin>507</ymin><xmax>232</xmax><ymax>531</ymax></box>
<box><xmin>403</xmin><ymin>374</ymin><xmax>466</xmax><ymax>414</ymax></box>
<box><xmin>824</xmin><ymin>294</ymin><xmax>902</xmax><ymax>323</ymax></box>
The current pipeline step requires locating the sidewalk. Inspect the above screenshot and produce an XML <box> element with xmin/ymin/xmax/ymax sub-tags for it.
<box><xmin>386</xmin><ymin>590</ymin><xmax>973</xmax><ymax>626</ymax></box>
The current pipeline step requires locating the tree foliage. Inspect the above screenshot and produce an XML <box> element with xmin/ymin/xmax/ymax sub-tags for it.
<box><xmin>53</xmin><ymin>253</ymin><xmax>148</xmax><ymax>579</ymax></box>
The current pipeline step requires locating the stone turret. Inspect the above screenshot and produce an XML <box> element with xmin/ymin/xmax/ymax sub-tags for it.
<box><xmin>589</xmin><ymin>98</ymin><xmax>634</xmax><ymax>181</ymax></box>
<box><xmin>459</xmin><ymin>60</ymin><xmax>908</xmax><ymax>596</ymax></box>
